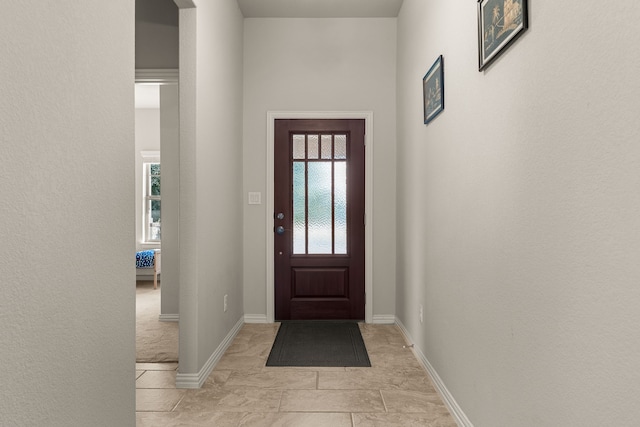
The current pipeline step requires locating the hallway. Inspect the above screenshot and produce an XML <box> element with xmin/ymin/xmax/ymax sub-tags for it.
<box><xmin>136</xmin><ymin>323</ymin><xmax>456</xmax><ymax>426</ymax></box>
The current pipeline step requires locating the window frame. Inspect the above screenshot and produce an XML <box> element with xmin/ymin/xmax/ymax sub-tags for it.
<box><xmin>141</xmin><ymin>151</ymin><xmax>161</xmax><ymax>243</ymax></box>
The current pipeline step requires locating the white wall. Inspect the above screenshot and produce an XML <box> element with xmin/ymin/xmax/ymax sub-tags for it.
<box><xmin>177</xmin><ymin>0</ymin><xmax>245</xmax><ymax>376</ymax></box>
<box><xmin>0</xmin><ymin>1</ymin><xmax>135</xmax><ymax>426</ymax></box>
<box><xmin>396</xmin><ymin>1</ymin><xmax>640</xmax><ymax>425</ymax></box>
<box><xmin>243</xmin><ymin>18</ymin><xmax>397</xmax><ymax>319</ymax></box>
<box><xmin>160</xmin><ymin>84</ymin><xmax>180</xmax><ymax>316</ymax></box>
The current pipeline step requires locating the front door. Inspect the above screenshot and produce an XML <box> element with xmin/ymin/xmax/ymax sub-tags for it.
<box><xmin>274</xmin><ymin>119</ymin><xmax>365</xmax><ymax>320</ymax></box>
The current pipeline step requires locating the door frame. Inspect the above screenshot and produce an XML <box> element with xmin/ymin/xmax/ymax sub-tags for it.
<box><xmin>135</xmin><ymin>69</ymin><xmax>179</xmax><ymax>322</ymax></box>
<box><xmin>266</xmin><ymin>111</ymin><xmax>374</xmax><ymax>323</ymax></box>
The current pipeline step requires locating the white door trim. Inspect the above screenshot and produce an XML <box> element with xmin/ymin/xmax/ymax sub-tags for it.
<box><xmin>266</xmin><ymin>111</ymin><xmax>374</xmax><ymax>323</ymax></box>
<box><xmin>135</xmin><ymin>68</ymin><xmax>179</xmax><ymax>84</ymax></box>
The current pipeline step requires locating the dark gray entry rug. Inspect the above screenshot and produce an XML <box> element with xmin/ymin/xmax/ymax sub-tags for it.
<box><xmin>266</xmin><ymin>321</ymin><xmax>371</xmax><ymax>367</ymax></box>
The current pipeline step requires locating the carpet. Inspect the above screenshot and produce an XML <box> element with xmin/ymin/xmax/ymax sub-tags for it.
<box><xmin>136</xmin><ymin>281</ymin><xmax>178</xmax><ymax>363</ymax></box>
<box><xmin>266</xmin><ymin>321</ymin><xmax>371</xmax><ymax>367</ymax></box>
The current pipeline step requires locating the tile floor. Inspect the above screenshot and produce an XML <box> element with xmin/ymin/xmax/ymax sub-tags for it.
<box><xmin>136</xmin><ymin>323</ymin><xmax>457</xmax><ymax>426</ymax></box>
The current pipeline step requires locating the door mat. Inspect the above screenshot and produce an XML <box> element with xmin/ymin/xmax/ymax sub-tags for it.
<box><xmin>266</xmin><ymin>321</ymin><xmax>371</xmax><ymax>367</ymax></box>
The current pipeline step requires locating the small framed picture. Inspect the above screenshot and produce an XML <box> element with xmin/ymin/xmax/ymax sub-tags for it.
<box><xmin>423</xmin><ymin>55</ymin><xmax>444</xmax><ymax>125</ymax></box>
<box><xmin>478</xmin><ymin>0</ymin><xmax>528</xmax><ymax>71</ymax></box>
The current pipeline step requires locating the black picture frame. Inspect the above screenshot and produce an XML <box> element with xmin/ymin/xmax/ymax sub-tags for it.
<box><xmin>423</xmin><ymin>55</ymin><xmax>444</xmax><ymax>125</ymax></box>
<box><xmin>478</xmin><ymin>0</ymin><xmax>528</xmax><ymax>71</ymax></box>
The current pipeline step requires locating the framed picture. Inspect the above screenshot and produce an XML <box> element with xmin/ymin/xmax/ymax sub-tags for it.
<box><xmin>478</xmin><ymin>0</ymin><xmax>528</xmax><ymax>71</ymax></box>
<box><xmin>423</xmin><ymin>55</ymin><xmax>444</xmax><ymax>125</ymax></box>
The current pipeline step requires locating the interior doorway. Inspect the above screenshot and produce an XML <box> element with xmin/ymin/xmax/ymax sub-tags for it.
<box><xmin>134</xmin><ymin>76</ymin><xmax>179</xmax><ymax>362</ymax></box>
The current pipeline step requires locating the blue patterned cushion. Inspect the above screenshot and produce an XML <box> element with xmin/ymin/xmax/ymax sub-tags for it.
<box><xmin>136</xmin><ymin>250</ymin><xmax>155</xmax><ymax>268</ymax></box>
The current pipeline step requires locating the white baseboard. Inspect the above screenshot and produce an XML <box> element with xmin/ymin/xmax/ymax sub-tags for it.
<box><xmin>371</xmin><ymin>314</ymin><xmax>396</xmax><ymax>324</ymax></box>
<box><xmin>175</xmin><ymin>317</ymin><xmax>244</xmax><ymax>389</ymax></box>
<box><xmin>158</xmin><ymin>313</ymin><xmax>179</xmax><ymax>322</ymax></box>
<box><xmin>395</xmin><ymin>318</ymin><xmax>473</xmax><ymax>427</ymax></box>
<box><xmin>244</xmin><ymin>314</ymin><xmax>268</xmax><ymax>323</ymax></box>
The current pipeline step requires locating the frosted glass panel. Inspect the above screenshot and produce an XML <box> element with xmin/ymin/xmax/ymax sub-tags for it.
<box><xmin>308</xmin><ymin>135</ymin><xmax>319</xmax><ymax>159</ymax></box>
<box><xmin>334</xmin><ymin>162</ymin><xmax>347</xmax><ymax>254</ymax></box>
<box><xmin>334</xmin><ymin>135</ymin><xmax>346</xmax><ymax>159</ymax></box>
<box><xmin>290</xmin><ymin>132</ymin><xmax>350</xmax><ymax>255</ymax></box>
<box><xmin>307</xmin><ymin>162</ymin><xmax>332</xmax><ymax>254</ymax></box>
<box><xmin>321</xmin><ymin>135</ymin><xmax>332</xmax><ymax>159</ymax></box>
<box><xmin>293</xmin><ymin>135</ymin><xmax>306</xmax><ymax>159</ymax></box>
<box><xmin>293</xmin><ymin>162</ymin><xmax>306</xmax><ymax>254</ymax></box>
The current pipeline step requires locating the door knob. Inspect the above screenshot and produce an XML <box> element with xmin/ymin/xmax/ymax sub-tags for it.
<box><xmin>275</xmin><ymin>226</ymin><xmax>285</xmax><ymax>235</ymax></box>
<box><xmin>276</xmin><ymin>212</ymin><xmax>285</xmax><ymax>220</ymax></box>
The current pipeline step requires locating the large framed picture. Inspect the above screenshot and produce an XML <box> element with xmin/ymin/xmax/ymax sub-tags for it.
<box><xmin>423</xmin><ymin>55</ymin><xmax>444</xmax><ymax>125</ymax></box>
<box><xmin>478</xmin><ymin>0</ymin><xmax>528</xmax><ymax>71</ymax></box>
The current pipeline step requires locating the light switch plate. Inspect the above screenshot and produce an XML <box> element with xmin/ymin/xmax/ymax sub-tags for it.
<box><xmin>248</xmin><ymin>192</ymin><xmax>261</xmax><ymax>205</ymax></box>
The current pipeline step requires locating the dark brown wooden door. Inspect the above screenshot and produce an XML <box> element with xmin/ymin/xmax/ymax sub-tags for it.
<box><xmin>274</xmin><ymin>119</ymin><xmax>365</xmax><ymax>320</ymax></box>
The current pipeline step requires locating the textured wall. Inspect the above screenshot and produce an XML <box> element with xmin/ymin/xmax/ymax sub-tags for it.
<box><xmin>242</xmin><ymin>18</ymin><xmax>397</xmax><ymax>319</ymax></box>
<box><xmin>396</xmin><ymin>0</ymin><xmax>640</xmax><ymax>425</ymax></box>
<box><xmin>0</xmin><ymin>1</ymin><xmax>135</xmax><ymax>426</ymax></box>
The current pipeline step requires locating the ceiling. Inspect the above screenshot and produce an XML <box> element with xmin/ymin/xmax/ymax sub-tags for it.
<box><xmin>237</xmin><ymin>0</ymin><xmax>404</xmax><ymax>18</ymax></box>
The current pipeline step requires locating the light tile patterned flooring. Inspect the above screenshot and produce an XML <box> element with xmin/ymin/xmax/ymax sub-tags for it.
<box><xmin>136</xmin><ymin>323</ymin><xmax>457</xmax><ymax>426</ymax></box>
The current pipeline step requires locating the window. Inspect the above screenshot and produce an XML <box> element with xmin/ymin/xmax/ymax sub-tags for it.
<box><xmin>144</xmin><ymin>162</ymin><xmax>161</xmax><ymax>242</ymax></box>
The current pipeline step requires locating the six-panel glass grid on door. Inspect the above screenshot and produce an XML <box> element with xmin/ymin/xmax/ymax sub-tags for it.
<box><xmin>292</xmin><ymin>133</ymin><xmax>347</xmax><ymax>255</ymax></box>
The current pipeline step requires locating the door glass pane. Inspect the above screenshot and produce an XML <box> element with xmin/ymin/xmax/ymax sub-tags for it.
<box><xmin>293</xmin><ymin>162</ymin><xmax>306</xmax><ymax>254</ymax></box>
<box><xmin>334</xmin><ymin>161</ymin><xmax>347</xmax><ymax>254</ymax></box>
<box><xmin>307</xmin><ymin>162</ymin><xmax>332</xmax><ymax>254</ymax></box>
<box><xmin>290</xmin><ymin>132</ymin><xmax>350</xmax><ymax>255</ymax></box>
<box><xmin>293</xmin><ymin>135</ymin><xmax>306</xmax><ymax>159</ymax></box>
<box><xmin>334</xmin><ymin>135</ymin><xmax>346</xmax><ymax>159</ymax></box>
<box><xmin>321</xmin><ymin>135</ymin><xmax>332</xmax><ymax>159</ymax></box>
<box><xmin>307</xmin><ymin>135</ymin><xmax>319</xmax><ymax>159</ymax></box>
